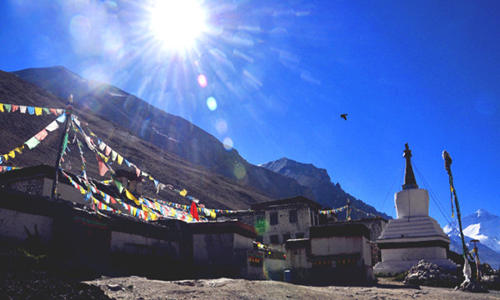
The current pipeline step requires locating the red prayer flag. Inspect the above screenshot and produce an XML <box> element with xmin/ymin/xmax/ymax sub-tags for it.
<box><xmin>190</xmin><ymin>201</ymin><xmax>199</xmax><ymax>221</ymax></box>
<box><xmin>34</xmin><ymin>129</ymin><xmax>48</xmax><ymax>141</ymax></box>
<box><xmin>96</xmin><ymin>155</ymin><xmax>109</xmax><ymax>176</ymax></box>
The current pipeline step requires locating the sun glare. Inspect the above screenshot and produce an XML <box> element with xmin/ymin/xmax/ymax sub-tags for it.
<box><xmin>148</xmin><ymin>0</ymin><xmax>207</xmax><ymax>51</ymax></box>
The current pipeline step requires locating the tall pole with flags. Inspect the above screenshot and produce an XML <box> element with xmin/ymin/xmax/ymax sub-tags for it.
<box><xmin>51</xmin><ymin>94</ymin><xmax>73</xmax><ymax>201</ymax></box>
<box><xmin>442</xmin><ymin>150</ymin><xmax>475</xmax><ymax>277</ymax></box>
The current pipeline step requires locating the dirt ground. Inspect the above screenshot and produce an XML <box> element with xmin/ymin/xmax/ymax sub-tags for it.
<box><xmin>85</xmin><ymin>276</ymin><xmax>500</xmax><ymax>300</ymax></box>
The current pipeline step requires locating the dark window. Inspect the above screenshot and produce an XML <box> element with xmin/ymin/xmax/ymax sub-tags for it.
<box><xmin>295</xmin><ymin>232</ymin><xmax>304</xmax><ymax>239</ymax></box>
<box><xmin>256</xmin><ymin>212</ymin><xmax>265</xmax><ymax>222</ymax></box>
<box><xmin>283</xmin><ymin>233</ymin><xmax>291</xmax><ymax>242</ymax></box>
<box><xmin>256</xmin><ymin>235</ymin><xmax>263</xmax><ymax>243</ymax></box>
<box><xmin>289</xmin><ymin>210</ymin><xmax>298</xmax><ymax>223</ymax></box>
<box><xmin>270</xmin><ymin>212</ymin><xmax>278</xmax><ymax>225</ymax></box>
<box><xmin>270</xmin><ymin>235</ymin><xmax>279</xmax><ymax>244</ymax></box>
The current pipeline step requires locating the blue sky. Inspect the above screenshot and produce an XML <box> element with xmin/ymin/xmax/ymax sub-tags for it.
<box><xmin>1</xmin><ymin>0</ymin><xmax>499</xmax><ymax>225</ymax></box>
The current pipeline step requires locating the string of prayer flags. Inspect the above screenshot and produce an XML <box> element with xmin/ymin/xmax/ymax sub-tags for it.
<box><xmin>1</xmin><ymin>114</ymin><xmax>64</xmax><ymax>162</ymax></box>
<box><xmin>319</xmin><ymin>205</ymin><xmax>348</xmax><ymax>215</ymax></box>
<box><xmin>0</xmin><ymin>103</ymin><xmax>64</xmax><ymax>116</ymax></box>
<box><xmin>69</xmin><ymin>115</ymin><xmax>220</xmax><ymax>221</ymax></box>
<box><xmin>0</xmin><ymin>166</ymin><xmax>20</xmax><ymax>172</ymax></box>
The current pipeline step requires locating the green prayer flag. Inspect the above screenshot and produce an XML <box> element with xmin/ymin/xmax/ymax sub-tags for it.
<box><xmin>43</xmin><ymin>107</ymin><xmax>50</xmax><ymax>115</ymax></box>
<box><xmin>61</xmin><ymin>132</ymin><xmax>69</xmax><ymax>155</ymax></box>
<box><xmin>114</xmin><ymin>180</ymin><xmax>124</xmax><ymax>193</ymax></box>
<box><xmin>4</xmin><ymin>104</ymin><xmax>11</xmax><ymax>112</ymax></box>
<box><xmin>25</xmin><ymin>136</ymin><xmax>40</xmax><ymax>150</ymax></box>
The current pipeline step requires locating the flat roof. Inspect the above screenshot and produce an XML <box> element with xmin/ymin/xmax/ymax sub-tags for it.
<box><xmin>251</xmin><ymin>196</ymin><xmax>321</xmax><ymax>210</ymax></box>
<box><xmin>310</xmin><ymin>223</ymin><xmax>370</xmax><ymax>239</ymax></box>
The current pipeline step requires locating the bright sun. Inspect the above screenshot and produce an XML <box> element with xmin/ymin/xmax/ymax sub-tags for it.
<box><xmin>148</xmin><ymin>0</ymin><xmax>207</xmax><ymax>51</ymax></box>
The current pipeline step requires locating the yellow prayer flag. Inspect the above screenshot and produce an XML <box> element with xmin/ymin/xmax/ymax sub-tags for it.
<box><xmin>14</xmin><ymin>147</ymin><xmax>22</xmax><ymax>154</ymax></box>
<box><xmin>3</xmin><ymin>154</ymin><xmax>9</xmax><ymax>161</ymax></box>
<box><xmin>148</xmin><ymin>175</ymin><xmax>154</xmax><ymax>181</ymax></box>
<box><xmin>35</xmin><ymin>107</ymin><xmax>43</xmax><ymax>116</ymax></box>
<box><xmin>125</xmin><ymin>189</ymin><xmax>141</xmax><ymax>206</ymax></box>
<box><xmin>80</xmin><ymin>187</ymin><xmax>87</xmax><ymax>195</ymax></box>
<box><xmin>0</xmin><ymin>103</ymin><xmax>4</xmax><ymax>112</ymax></box>
<box><xmin>117</xmin><ymin>154</ymin><xmax>123</xmax><ymax>165</ymax></box>
<box><xmin>8</xmin><ymin>151</ymin><xmax>15</xmax><ymax>158</ymax></box>
<box><xmin>179</xmin><ymin>189</ymin><xmax>187</xmax><ymax>197</ymax></box>
<box><xmin>210</xmin><ymin>210</ymin><xmax>216</xmax><ymax>219</ymax></box>
<box><xmin>150</xmin><ymin>213</ymin><xmax>158</xmax><ymax>221</ymax></box>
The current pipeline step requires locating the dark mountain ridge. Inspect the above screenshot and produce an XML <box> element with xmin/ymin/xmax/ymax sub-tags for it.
<box><xmin>262</xmin><ymin>157</ymin><xmax>391</xmax><ymax>219</ymax></box>
<box><xmin>0</xmin><ymin>69</ymin><xmax>275</xmax><ymax>209</ymax></box>
<box><xmin>13</xmin><ymin>66</ymin><xmax>313</xmax><ymax>201</ymax></box>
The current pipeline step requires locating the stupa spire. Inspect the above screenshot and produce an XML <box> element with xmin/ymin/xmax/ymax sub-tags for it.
<box><xmin>402</xmin><ymin>143</ymin><xmax>418</xmax><ymax>190</ymax></box>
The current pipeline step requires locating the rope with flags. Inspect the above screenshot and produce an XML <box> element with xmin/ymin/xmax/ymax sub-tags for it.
<box><xmin>64</xmin><ymin>117</ymin><xmax>202</xmax><ymax>222</ymax></box>
<box><xmin>0</xmin><ymin>102</ymin><xmax>64</xmax><ymax>116</ymax></box>
<box><xmin>3</xmin><ymin>103</ymin><xmax>388</xmax><ymax>223</ymax></box>
<box><xmin>0</xmin><ymin>113</ymin><xmax>66</xmax><ymax>165</ymax></box>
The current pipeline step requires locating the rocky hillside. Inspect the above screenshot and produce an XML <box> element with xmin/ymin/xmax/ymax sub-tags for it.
<box><xmin>13</xmin><ymin>66</ymin><xmax>313</xmax><ymax>202</ymax></box>
<box><xmin>0</xmin><ymin>69</ymin><xmax>278</xmax><ymax>209</ymax></box>
<box><xmin>262</xmin><ymin>157</ymin><xmax>391</xmax><ymax>219</ymax></box>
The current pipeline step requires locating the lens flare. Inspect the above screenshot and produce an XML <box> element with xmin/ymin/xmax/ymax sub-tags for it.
<box><xmin>197</xmin><ymin>74</ymin><xmax>207</xmax><ymax>88</ymax></box>
<box><xmin>215</xmin><ymin>119</ymin><xmax>228</xmax><ymax>134</ymax></box>
<box><xmin>206</xmin><ymin>96</ymin><xmax>217</xmax><ymax>111</ymax></box>
<box><xmin>223</xmin><ymin>137</ymin><xmax>233</xmax><ymax>150</ymax></box>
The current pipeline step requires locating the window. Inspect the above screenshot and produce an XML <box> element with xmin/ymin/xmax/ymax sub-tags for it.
<box><xmin>270</xmin><ymin>235</ymin><xmax>279</xmax><ymax>244</ymax></box>
<box><xmin>289</xmin><ymin>210</ymin><xmax>297</xmax><ymax>223</ymax></box>
<box><xmin>256</xmin><ymin>235</ymin><xmax>263</xmax><ymax>243</ymax></box>
<box><xmin>295</xmin><ymin>232</ymin><xmax>304</xmax><ymax>239</ymax></box>
<box><xmin>270</xmin><ymin>212</ymin><xmax>278</xmax><ymax>225</ymax></box>
<box><xmin>283</xmin><ymin>233</ymin><xmax>291</xmax><ymax>242</ymax></box>
<box><xmin>255</xmin><ymin>212</ymin><xmax>265</xmax><ymax>223</ymax></box>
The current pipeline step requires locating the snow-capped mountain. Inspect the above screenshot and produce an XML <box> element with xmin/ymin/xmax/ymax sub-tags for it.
<box><xmin>444</xmin><ymin>209</ymin><xmax>500</xmax><ymax>253</ymax></box>
<box><xmin>444</xmin><ymin>209</ymin><xmax>500</xmax><ymax>269</ymax></box>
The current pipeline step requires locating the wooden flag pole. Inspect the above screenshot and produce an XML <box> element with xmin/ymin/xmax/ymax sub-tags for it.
<box><xmin>51</xmin><ymin>94</ymin><xmax>73</xmax><ymax>201</ymax></box>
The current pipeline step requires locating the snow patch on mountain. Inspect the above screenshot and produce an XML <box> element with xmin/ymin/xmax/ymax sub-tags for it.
<box><xmin>462</xmin><ymin>223</ymin><xmax>489</xmax><ymax>241</ymax></box>
<box><xmin>446</xmin><ymin>208</ymin><xmax>500</xmax><ymax>268</ymax></box>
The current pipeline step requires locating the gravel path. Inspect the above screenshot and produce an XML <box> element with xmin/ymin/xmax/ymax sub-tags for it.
<box><xmin>85</xmin><ymin>276</ymin><xmax>500</xmax><ymax>300</ymax></box>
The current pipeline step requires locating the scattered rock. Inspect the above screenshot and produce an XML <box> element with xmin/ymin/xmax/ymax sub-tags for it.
<box><xmin>403</xmin><ymin>260</ymin><xmax>459</xmax><ymax>288</ymax></box>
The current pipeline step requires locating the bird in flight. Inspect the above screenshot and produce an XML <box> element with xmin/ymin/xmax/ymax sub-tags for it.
<box><xmin>340</xmin><ymin>113</ymin><xmax>348</xmax><ymax>120</ymax></box>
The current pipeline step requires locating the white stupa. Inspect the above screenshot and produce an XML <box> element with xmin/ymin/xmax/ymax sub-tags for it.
<box><xmin>374</xmin><ymin>144</ymin><xmax>457</xmax><ymax>275</ymax></box>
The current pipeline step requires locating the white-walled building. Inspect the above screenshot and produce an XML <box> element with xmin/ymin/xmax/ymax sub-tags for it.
<box><xmin>250</xmin><ymin>196</ymin><xmax>321</xmax><ymax>246</ymax></box>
